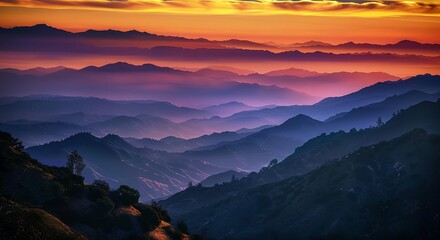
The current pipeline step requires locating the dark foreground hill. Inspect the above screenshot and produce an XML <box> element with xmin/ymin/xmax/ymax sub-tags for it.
<box><xmin>180</xmin><ymin>129</ymin><xmax>440</xmax><ymax>240</ymax></box>
<box><xmin>0</xmin><ymin>131</ymin><xmax>195</xmax><ymax>240</ymax></box>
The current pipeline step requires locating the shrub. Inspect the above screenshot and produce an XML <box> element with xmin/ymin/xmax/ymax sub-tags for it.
<box><xmin>93</xmin><ymin>196</ymin><xmax>115</xmax><ymax>216</ymax></box>
<box><xmin>177</xmin><ymin>220</ymin><xmax>189</xmax><ymax>234</ymax></box>
<box><xmin>89</xmin><ymin>179</ymin><xmax>110</xmax><ymax>199</ymax></box>
<box><xmin>134</xmin><ymin>203</ymin><xmax>161</xmax><ymax>231</ymax></box>
<box><xmin>116</xmin><ymin>185</ymin><xmax>140</xmax><ymax>206</ymax></box>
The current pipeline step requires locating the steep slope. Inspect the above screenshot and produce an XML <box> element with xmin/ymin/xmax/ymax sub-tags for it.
<box><xmin>160</xmin><ymin>100</ymin><xmax>440</xmax><ymax>217</ymax></box>
<box><xmin>180</xmin><ymin>93</ymin><xmax>439</xmax><ymax>171</ymax></box>
<box><xmin>182</xmin><ymin>114</ymin><xmax>322</xmax><ymax>170</ymax></box>
<box><xmin>0</xmin><ymin>197</ymin><xmax>86</xmax><ymax>240</ymax></box>
<box><xmin>245</xmin><ymin>71</ymin><xmax>399</xmax><ymax>97</ymax></box>
<box><xmin>229</xmin><ymin>74</ymin><xmax>440</xmax><ymax>123</ymax></box>
<box><xmin>181</xmin><ymin>129</ymin><xmax>440</xmax><ymax>239</ymax></box>
<box><xmin>326</xmin><ymin>90</ymin><xmax>440</xmax><ymax>130</ymax></box>
<box><xmin>0</xmin><ymin>131</ymin><xmax>190</xmax><ymax>240</ymax></box>
<box><xmin>26</xmin><ymin>133</ymin><xmax>223</xmax><ymax>201</ymax></box>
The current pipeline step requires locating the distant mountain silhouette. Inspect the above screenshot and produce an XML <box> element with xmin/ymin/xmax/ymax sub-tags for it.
<box><xmin>289</xmin><ymin>40</ymin><xmax>333</xmax><ymax>47</ymax></box>
<box><xmin>43</xmin><ymin>111</ymin><xmax>114</xmax><ymax>125</ymax></box>
<box><xmin>0</xmin><ymin>66</ymin><xmax>65</xmax><ymax>76</ymax></box>
<box><xmin>126</xmin><ymin>131</ymin><xmax>251</xmax><ymax>153</ymax></box>
<box><xmin>296</xmin><ymin>39</ymin><xmax>440</xmax><ymax>56</ymax></box>
<box><xmin>204</xmin><ymin>65</ymin><xmax>255</xmax><ymax>75</ymax></box>
<box><xmin>0</xmin><ymin>63</ymin><xmax>318</xmax><ymax>107</ymax></box>
<box><xmin>80</xmin><ymin>62</ymin><xmax>184</xmax><ymax>73</ymax></box>
<box><xmin>326</xmin><ymin>90</ymin><xmax>440</xmax><ymax>129</ymax></box>
<box><xmin>1</xmin><ymin>24</ymin><xmax>439</xmax><ymax>64</ymax></box>
<box><xmin>86</xmin><ymin>115</ymin><xmax>196</xmax><ymax>139</ymax></box>
<box><xmin>193</xmin><ymin>90</ymin><xmax>439</xmax><ymax>168</ymax></box>
<box><xmin>0</xmin><ymin>95</ymin><xmax>212</xmax><ymax>123</ymax></box>
<box><xmin>0</xmin><ymin>24</ymin><xmax>71</xmax><ymax>37</ymax></box>
<box><xmin>337</xmin><ymin>39</ymin><xmax>440</xmax><ymax>50</ymax></box>
<box><xmin>2</xmin><ymin>74</ymin><xmax>438</xmax><ymax>147</ymax></box>
<box><xmin>202</xmin><ymin>102</ymin><xmax>260</xmax><ymax>117</ymax></box>
<box><xmin>264</xmin><ymin>67</ymin><xmax>322</xmax><ymax>77</ymax></box>
<box><xmin>229</xmin><ymin>74</ymin><xmax>440</xmax><ymax>123</ymax></box>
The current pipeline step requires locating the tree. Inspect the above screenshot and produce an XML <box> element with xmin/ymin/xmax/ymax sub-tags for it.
<box><xmin>89</xmin><ymin>179</ymin><xmax>110</xmax><ymax>198</ymax></box>
<box><xmin>117</xmin><ymin>185</ymin><xmax>140</xmax><ymax>205</ymax></box>
<box><xmin>11</xmin><ymin>137</ymin><xmax>24</xmax><ymax>152</ymax></box>
<box><xmin>66</xmin><ymin>150</ymin><xmax>85</xmax><ymax>176</ymax></box>
<box><xmin>93</xmin><ymin>179</ymin><xmax>110</xmax><ymax>193</ymax></box>
<box><xmin>188</xmin><ymin>181</ymin><xmax>193</xmax><ymax>188</ymax></box>
<box><xmin>376</xmin><ymin>117</ymin><xmax>384</xmax><ymax>127</ymax></box>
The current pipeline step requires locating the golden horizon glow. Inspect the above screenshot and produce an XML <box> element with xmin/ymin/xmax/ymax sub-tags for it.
<box><xmin>1</xmin><ymin>5</ymin><xmax>440</xmax><ymax>45</ymax></box>
<box><xmin>0</xmin><ymin>0</ymin><xmax>440</xmax><ymax>17</ymax></box>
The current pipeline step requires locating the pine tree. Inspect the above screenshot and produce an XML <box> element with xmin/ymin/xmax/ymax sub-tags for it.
<box><xmin>376</xmin><ymin>117</ymin><xmax>384</xmax><ymax>127</ymax></box>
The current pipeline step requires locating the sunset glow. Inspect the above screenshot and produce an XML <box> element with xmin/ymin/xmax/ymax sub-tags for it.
<box><xmin>1</xmin><ymin>1</ymin><xmax>440</xmax><ymax>44</ymax></box>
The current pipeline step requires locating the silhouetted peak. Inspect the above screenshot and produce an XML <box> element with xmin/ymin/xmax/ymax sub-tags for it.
<box><xmin>281</xmin><ymin>114</ymin><xmax>321</xmax><ymax>127</ymax></box>
<box><xmin>2</xmin><ymin>24</ymin><xmax>69</xmax><ymax>36</ymax></box>
<box><xmin>65</xmin><ymin>132</ymin><xmax>97</xmax><ymax>142</ymax></box>
<box><xmin>101</xmin><ymin>134</ymin><xmax>130</xmax><ymax>146</ymax></box>
<box><xmin>79</xmin><ymin>28</ymin><xmax>159</xmax><ymax>39</ymax></box>
<box><xmin>31</xmin><ymin>24</ymin><xmax>52</xmax><ymax>29</ymax></box>
<box><xmin>100</xmin><ymin>62</ymin><xmax>134</xmax><ymax>71</ymax></box>
<box><xmin>80</xmin><ymin>62</ymin><xmax>179</xmax><ymax>73</ymax></box>
<box><xmin>395</xmin><ymin>40</ymin><xmax>421</xmax><ymax>46</ymax></box>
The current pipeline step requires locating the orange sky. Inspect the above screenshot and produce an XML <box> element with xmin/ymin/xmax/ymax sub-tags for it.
<box><xmin>0</xmin><ymin>1</ymin><xmax>440</xmax><ymax>44</ymax></box>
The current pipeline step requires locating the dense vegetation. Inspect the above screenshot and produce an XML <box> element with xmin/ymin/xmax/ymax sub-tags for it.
<box><xmin>157</xmin><ymin>100</ymin><xmax>440</xmax><ymax>239</ymax></box>
<box><xmin>0</xmin><ymin>131</ymin><xmax>196</xmax><ymax>240</ymax></box>
<box><xmin>180</xmin><ymin>129</ymin><xmax>440</xmax><ymax>239</ymax></box>
<box><xmin>160</xmin><ymin>100</ymin><xmax>440</xmax><ymax>217</ymax></box>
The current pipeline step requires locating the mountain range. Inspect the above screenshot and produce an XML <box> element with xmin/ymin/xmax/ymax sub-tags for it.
<box><xmin>1</xmin><ymin>74</ymin><xmax>439</xmax><ymax>149</ymax></box>
<box><xmin>0</xmin><ymin>62</ymin><xmax>318</xmax><ymax>107</ymax></box>
<box><xmin>2</xmin><ymin>24</ymin><xmax>439</xmax><ymax>55</ymax></box>
<box><xmin>0</xmin><ymin>131</ymin><xmax>193</xmax><ymax>239</ymax></box>
<box><xmin>26</xmin><ymin>133</ymin><xmax>224</xmax><ymax>201</ymax></box>
<box><xmin>1</xmin><ymin>24</ymin><xmax>439</xmax><ymax>77</ymax></box>
<box><xmin>159</xmin><ymin>100</ymin><xmax>440</xmax><ymax>239</ymax></box>
<box><xmin>177</xmin><ymin>129</ymin><xmax>440</xmax><ymax>239</ymax></box>
<box><xmin>24</xmin><ymin>76</ymin><xmax>440</xmax><ymax>202</ymax></box>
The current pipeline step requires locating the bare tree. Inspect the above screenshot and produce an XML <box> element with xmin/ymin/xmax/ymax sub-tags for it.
<box><xmin>67</xmin><ymin>150</ymin><xmax>85</xmax><ymax>176</ymax></box>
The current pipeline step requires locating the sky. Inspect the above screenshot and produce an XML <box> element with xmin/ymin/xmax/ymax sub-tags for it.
<box><xmin>1</xmin><ymin>0</ymin><xmax>439</xmax><ymax>44</ymax></box>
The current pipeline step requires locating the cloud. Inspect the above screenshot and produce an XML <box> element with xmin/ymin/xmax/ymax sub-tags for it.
<box><xmin>271</xmin><ymin>1</ymin><xmax>440</xmax><ymax>14</ymax></box>
<box><xmin>0</xmin><ymin>0</ymin><xmax>439</xmax><ymax>15</ymax></box>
